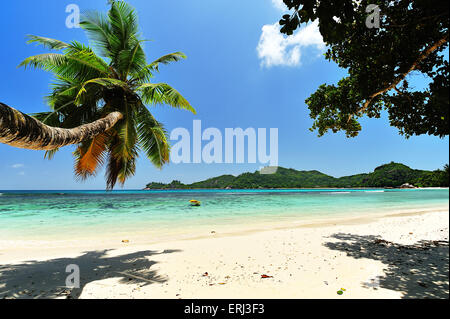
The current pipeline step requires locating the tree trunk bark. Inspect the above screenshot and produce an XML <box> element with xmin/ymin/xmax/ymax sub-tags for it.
<box><xmin>0</xmin><ymin>102</ymin><xmax>123</xmax><ymax>151</ymax></box>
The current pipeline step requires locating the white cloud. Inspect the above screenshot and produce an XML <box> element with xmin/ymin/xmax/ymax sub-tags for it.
<box><xmin>256</xmin><ymin>20</ymin><xmax>325</xmax><ymax>68</ymax></box>
<box><xmin>271</xmin><ymin>0</ymin><xmax>287</xmax><ymax>11</ymax></box>
<box><xmin>11</xmin><ymin>163</ymin><xmax>24</xmax><ymax>169</ymax></box>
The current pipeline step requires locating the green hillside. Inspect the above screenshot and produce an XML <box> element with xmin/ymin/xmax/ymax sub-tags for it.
<box><xmin>331</xmin><ymin>163</ymin><xmax>441</xmax><ymax>188</ymax></box>
<box><xmin>145</xmin><ymin>162</ymin><xmax>449</xmax><ymax>189</ymax></box>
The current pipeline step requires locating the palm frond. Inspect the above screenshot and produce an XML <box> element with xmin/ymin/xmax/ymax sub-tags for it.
<box><xmin>148</xmin><ymin>52</ymin><xmax>186</xmax><ymax>73</ymax></box>
<box><xmin>80</xmin><ymin>10</ymin><xmax>117</xmax><ymax>58</ymax></box>
<box><xmin>135</xmin><ymin>104</ymin><xmax>170</xmax><ymax>168</ymax></box>
<box><xmin>44</xmin><ymin>148</ymin><xmax>60</xmax><ymax>160</ymax></box>
<box><xmin>117</xmin><ymin>155</ymin><xmax>137</xmax><ymax>185</ymax></box>
<box><xmin>130</xmin><ymin>52</ymin><xmax>186</xmax><ymax>84</ymax></box>
<box><xmin>31</xmin><ymin>111</ymin><xmax>63</xmax><ymax>126</ymax></box>
<box><xmin>137</xmin><ymin>83</ymin><xmax>196</xmax><ymax>114</ymax></box>
<box><xmin>19</xmin><ymin>50</ymin><xmax>110</xmax><ymax>82</ymax></box>
<box><xmin>26</xmin><ymin>35</ymin><xmax>71</xmax><ymax>50</ymax></box>
<box><xmin>75</xmin><ymin>77</ymin><xmax>129</xmax><ymax>105</ymax></box>
<box><xmin>111</xmin><ymin>109</ymin><xmax>137</xmax><ymax>160</ymax></box>
<box><xmin>105</xmin><ymin>135</ymin><xmax>138</xmax><ymax>190</ymax></box>
<box><xmin>19</xmin><ymin>53</ymin><xmax>66</xmax><ymax>70</ymax></box>
<box><xmin>117</xmin><ymin>41</ymin><xmax>147</xmax><ymax>79</ymax></box>
<box><xmin>105</xmin><ymin>150</ymin><xmax>120</xmax><ymax>190</ymax></box>
<box><xmin>74</xmin><ymin>132</ymin><xmax>110</xmax><ymax>179</ymax></box>
<box><xmin>108</xmin><ymin>1</ymin><xmax>139</xmax><ymax>48</ymax></box>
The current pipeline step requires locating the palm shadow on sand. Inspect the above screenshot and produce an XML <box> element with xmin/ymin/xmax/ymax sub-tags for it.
<box><xmin>0</xmin><ymin>249</ymin><xmax>181</xmax><ymax>299</ymax></box>
<box><xmin>324</xmin><ymin>233</ymin><xmax>449</xmax><ymax>299</ymax></box>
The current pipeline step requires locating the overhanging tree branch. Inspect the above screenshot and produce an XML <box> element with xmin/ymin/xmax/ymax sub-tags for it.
<box><xmin>349</xmin><ymin>37</ymin><xmax>448</xmax><ymax>122</ymax></box>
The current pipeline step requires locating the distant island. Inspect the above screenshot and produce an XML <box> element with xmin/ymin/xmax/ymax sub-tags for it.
<box><xmin>145</xmin><ymin>162</ymin><xmax>449</xmax><ymax>190</ymax></box>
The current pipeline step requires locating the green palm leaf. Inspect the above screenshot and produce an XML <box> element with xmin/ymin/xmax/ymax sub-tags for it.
<box><xmin>106</xmin><ymin>136</ymin><xmax>138</xmax><ymax>189</ymax></box>
<box><xmin>19</xmin><ymin>50</ymin><xmax>110</xmax><ymax>81</ymax></box>
<box><xmin>108</xmin><ymin>1</ymin><xmax>139</xmax><ymax>49</ymax></box>
<box><xmin>138</xmin><ymin>83</ymin><xmax>195</xmax><ymax>114</ymax></box>
<box><xmin>130</xmin><ymin>52</ymin><xmax>186</xmax><ymax>84</ymax></box>
<box><xmin>80</xmin><ymin>10</ymin><xmax>117</xmax><ymax>58</ymax></box>
<box><xmin>148</xmin><ymin>52</ymin><xmax>187</xmax><ymax>72</ymax></box>
<box><xmin>26</xmin><ymin>35</ymin><xmax>71</xmax><ymax>50</ymax></box>
<box><xmin>135</xmin><ymin>104</ymin><xmax>170</xmax><ymax>168</ymax></box>
<box><xmin>75</xmin><ymin>78</ymin><xmax>129</xmax><ymax>105</ymax></box>
<box><xmin>117</xmin><ymin>42</ymin><xmax>147</xmax><ymax>79</ymax></box>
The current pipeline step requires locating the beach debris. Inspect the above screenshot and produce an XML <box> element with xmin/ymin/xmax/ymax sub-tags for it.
<box><xmin>261</xmin><ymin>274</ymin><xmax>273</xmax><ymax>279</ymax></box>
<box><xmin>122</xmin><ymin>239</ymin><xmax>130</xmax><ymax>243</ymax></box>
<box><xmin>211</xmin><ymin>231</ymin><xmax>216</xmax><ymax>234</ymax></box>
<box><xmin>189</xmin><ymin>200</ymin><xmax>201</xmax><ymax>206</ymax></box>
<box><xmin>337</xmin><ymin>288</ymin><xmax>346</xmax><ymax>295</ymax></box>
<box><xmin>374</xmin><ymin>239</ymin><xmax>391</xmax><ymax>245</ymax></box>
<box><xmin>218</xmin><ymin>282</ymin><xmax>226</xmax><ymax>285</ymax></box>
<box><xmin>202</xmin><ymin>272</ymin><xmax>209</xmax><ymax>277</ymax></box>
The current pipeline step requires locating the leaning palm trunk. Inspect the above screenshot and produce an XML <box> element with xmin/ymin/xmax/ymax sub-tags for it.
<box><xmin>0</xmin><ymin>102</ymin><xmax>123</xmax><ymax>151</ymax></box>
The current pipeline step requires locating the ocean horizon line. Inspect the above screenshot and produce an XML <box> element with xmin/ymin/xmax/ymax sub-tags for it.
<box><xmin>1</xmin><ymin>186</ymin><xmax>448</xmax><ymax>192</ymax></box>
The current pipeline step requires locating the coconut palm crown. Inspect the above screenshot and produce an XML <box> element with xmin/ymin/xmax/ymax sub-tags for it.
<box><xmin>19</xmin><ymin>1</ymin><xmax>195</xmax><ymax>189</ymax></box>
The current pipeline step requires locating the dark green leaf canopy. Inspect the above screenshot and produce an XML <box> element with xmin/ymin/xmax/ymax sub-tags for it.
<box><xmin>279</xmin><ymin>0</ymin><xmax>449</xmax><ymax>138</ymax></box>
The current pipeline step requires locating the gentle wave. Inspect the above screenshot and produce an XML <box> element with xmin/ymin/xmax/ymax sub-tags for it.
<box><xmin>322</xmin><ymin>191</ymin><xmax>351</xmax><ymax>195</ymax></box>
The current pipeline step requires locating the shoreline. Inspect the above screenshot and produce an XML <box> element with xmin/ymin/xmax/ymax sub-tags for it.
<box><xmin>142</xmin><ymin>187</ymin><xmax>449</xmax><ymax>191</ymax></box>
<box><xmin>1</xmin><ymin>203</ymin><xmax>448</xmax><ymax>245</ymax></box>
<box><xmin>0</xmin><ymin>207</ymin><xmax>448</xmax><ymax>299</ymax></box>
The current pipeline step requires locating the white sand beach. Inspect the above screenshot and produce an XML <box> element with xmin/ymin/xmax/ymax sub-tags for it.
<box><xmin>0</xmin><ymin>209</ymin><xmax>448</xmax><ymax>299</ymax></box>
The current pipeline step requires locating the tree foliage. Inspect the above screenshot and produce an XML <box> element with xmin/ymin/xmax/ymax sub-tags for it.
<box><xmin>20</xmin><ymin>1</ymin><xmax>194</xmax><ymax>189</ymax></box>
<box><xmin>278</xmin><ymin>0</ymin><xmax>449</xmax><ymax>138</ymax></box>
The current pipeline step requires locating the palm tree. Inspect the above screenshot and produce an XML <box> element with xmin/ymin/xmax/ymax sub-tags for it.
<box><xmin>1</xmin><ymin>1</ymin><xmax>195</xmax><ymax>189</ymax></box>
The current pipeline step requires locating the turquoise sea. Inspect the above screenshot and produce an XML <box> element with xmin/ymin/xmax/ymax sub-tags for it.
<box><xmin>0</xmin><ymin>189</ymin><xmax>448</xmax><ymax>241</ymax></box>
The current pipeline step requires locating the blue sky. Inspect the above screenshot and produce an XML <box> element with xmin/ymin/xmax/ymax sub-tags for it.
<box><xmin>0</xmin><ymin>0</ymin><xmax>448</xmax><ymax>190</ymax></box>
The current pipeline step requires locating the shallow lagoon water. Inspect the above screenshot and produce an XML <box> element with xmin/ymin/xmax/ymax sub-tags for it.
<box><xmin>0</xmin><ymin>189</ymin><xmax>448</xmax><ymax>240</ymax></box>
